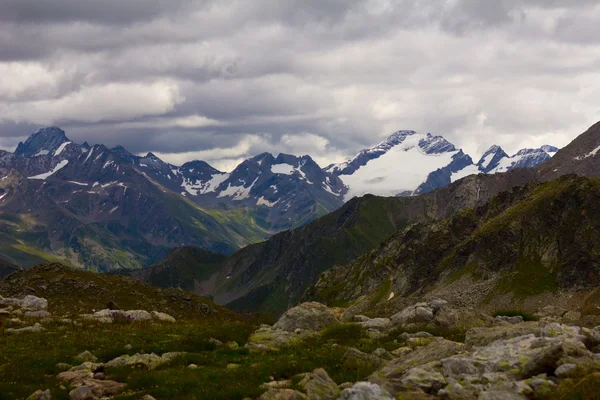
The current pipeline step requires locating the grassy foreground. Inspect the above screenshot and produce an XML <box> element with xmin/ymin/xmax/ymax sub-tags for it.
<box><xmin>0</xmin><ymin>320</ymin><xmax>399</xmax><ymax>400</ymax></box>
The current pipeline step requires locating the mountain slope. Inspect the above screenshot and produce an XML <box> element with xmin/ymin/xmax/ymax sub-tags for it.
<box><xmin>537</xmin><ymin>120</ymin><xmax>600</xmax><ymax>180</ymax></box>
<box><xmin>305</xmin><ymin>175</ymin><xmax>600</xmax><ymax>318</ymax></box>
<box><xmin>139</xmin><ymin>166</ymin><xmax>537</xmax><ymax>316</ymax></box>
<box><xmin>115</xmin><ymin>247</ymin><xmax>227</xmax><ymax>292</ymax></box>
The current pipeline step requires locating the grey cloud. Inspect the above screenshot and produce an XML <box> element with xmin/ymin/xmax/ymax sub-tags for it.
<box><xmin>1</xmin><ymin>0</ymin><xmax>600</xmax><ymax>167</ymax></box>
<box><xmin>0</xmin><ymin>0</ymin><xmax>194</xmax><ymax>25</ymax></box>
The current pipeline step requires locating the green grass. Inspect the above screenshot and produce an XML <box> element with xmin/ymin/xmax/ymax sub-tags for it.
<box><xmin>0</xmin><ymin>318</ymin><xmax>396</xmax><ymax>400</ymax></box>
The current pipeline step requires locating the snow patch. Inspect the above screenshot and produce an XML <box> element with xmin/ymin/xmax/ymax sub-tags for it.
<box><xmin>256</xmin><ymin>196</ymin><xmax>279</xmax><ymax>207</ymax></box>
<box><xmin>68</xmin><ymin>181</ymin><xmax>88</xmax><ymax>186</ymax></box>
<box><xmin>182</xmin><ymin>173</ymin><xmax>229</xmax><ymax>196</ymax></box>
<box><xmin>217</xmin><ymin>177</ymin><xmax>258</xmax><ymax>201</ymax></box>
<box><xmin>84</xmin><ymin>147</ymin><xmax>95</xmax><ymax>163</ymax></box>
<box><xmin>33</xmin><ymin>150</ymin><xmax>50</xmax><ymax>157</ymax></box>
<box><xmin>451</xmin><ymin>165</ymin><xmax>480</xmax><ymax>182</ymax></box>
<box><xmin>54</xmin><ymin>141</ymin><xmax>71</xmax><ymax>156</ymax></box>
<box><xmin>271</xmin><ymin>163</ymin><xmax>295</xmax><ymax>175</ymax></box>
<box><xmin>28</xmin><ymin>160</ymin><xmax>69</xmax><ymax>180</ymax></box>
<box><xmin>576</xmin><ymin>144</ymin><xmax>600</xmax><ymax>160</ymax></box>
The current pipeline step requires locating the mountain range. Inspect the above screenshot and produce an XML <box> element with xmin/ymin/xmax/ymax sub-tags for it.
<box><xmin>325</xmin><ymin>130</ymin><xmax>558</xmax><ymax>198</ymax></box>
<box><xmin>0</xmin><ymin>126</ymin><xmax>555</xmax><ymax>272</ymax></box>
<box><xmin>124</xmin><ymin>121</ymin><xmax>600</xmax><ymax>316</ymax></box>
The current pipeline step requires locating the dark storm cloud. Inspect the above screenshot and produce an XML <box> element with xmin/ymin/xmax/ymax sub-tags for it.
<box><xmin>0</xmin><ymin>0</ymin><xmax>194</xmax><ymax>25</ymax></box>
<box><xmin>1</xmin><ymin>0</ymin><xmax>600</xmax><ymax>168</ymax></box>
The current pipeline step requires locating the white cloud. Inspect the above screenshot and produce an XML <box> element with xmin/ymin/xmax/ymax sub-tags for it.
<box><xmin>0</xmin><ymin>81</ymin><xmax>182</xmax><ymax>124</ymax></box>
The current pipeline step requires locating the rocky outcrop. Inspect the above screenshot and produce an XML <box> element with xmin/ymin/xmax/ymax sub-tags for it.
<box><xmin>80</xmin><ymin>309</ymin><xmax>176</xmax><ymax>324</ymax></box>
<box><xmin>369</xmin><ymin>320</ymin><xmax>600</xmax><ymax>398</ymax></box>
<box><xmin>246</xmin><ymin>325</ymin><xmax>308</xmax><ymax>352</ymax></box>
<box><xmin>273</xmin><ymin>302</ymin><xmax>339</xmax><ymax>332</ymax></box>
<box><xmin>105</xmin><ymin>352</ymin><xmax>184</xmax><ymax>370</ymax></box>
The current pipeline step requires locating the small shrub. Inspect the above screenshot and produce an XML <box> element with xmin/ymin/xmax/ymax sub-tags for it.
<box><xmin>320</xmin><ymin>323</ymin><xmax>365</xmax><ymax>345</ymax></box>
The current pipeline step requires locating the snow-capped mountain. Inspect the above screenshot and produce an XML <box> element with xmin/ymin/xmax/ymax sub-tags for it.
<box><xmin>476</xmin><ymin>145</ymin><xmax>558</xmax><ymax>174</ymax></box>
<box><xmin>0</xmin><ymin>127</ymin><xmax>349</xmax><ymax>270</ymax></box>
<box><xmin>326</xmin><ymin>131</ymin><xmax>558</xmax><ymax>199</ymax></box>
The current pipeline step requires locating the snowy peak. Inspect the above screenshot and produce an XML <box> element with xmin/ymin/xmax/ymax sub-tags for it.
<box><xmin>477</xmin><ymin>145</ymin><xmax>509</xmax><ymax>173</ymax></box>
<box><xmin>330</xmin><ymin>131</ymin><xmax>467</xmax><ymax>199</ymax></box>
<box><xmin>418</xmin><ymin>133</ymin><xmax>457</xmax><ymax>154</ymax></box>
<box><xmin>541</xmin><ymin>145</ymin><xmax>559</xmax><ymax>155</ymax></box>
<box><xmin>484</xmin><ymin>145</ymin><xmax>557</xmax><ymax>174</ymax></box>
<box><xmin>15</xmin><ymin>127</ymin><xmax>70</xmax><ymax>158</ymax></box>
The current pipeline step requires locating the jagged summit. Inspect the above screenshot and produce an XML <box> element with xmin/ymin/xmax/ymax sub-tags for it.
<box><xmin>477</xmin><ymin>145</ymin><xmax>509</xmax><ymax>173</ymax></box>
<box><xmin>15</xmin><ymin>127</ymin><xmax>70</xmax><ymax>157</ymax></box>
<box><xmin>418</xmin><ymin>133</ymin><xmax>456</xmax><ymax>154</ymax></box>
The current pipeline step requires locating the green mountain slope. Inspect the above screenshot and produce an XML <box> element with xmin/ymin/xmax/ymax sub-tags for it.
<box><xmin>0</xmin><ymin>170</ymin><xmax>270</xmax><ymax>271</ymax></box>
<box><xmin>306</xmin><ymin>175</ymin><xmax>600</xmax><ymax>317</ymax></box>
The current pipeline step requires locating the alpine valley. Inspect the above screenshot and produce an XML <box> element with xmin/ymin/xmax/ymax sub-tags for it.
<box><xmin>0</xmin><ymin>127</ymin><xmax>556</xmax><ymax>272</ymax></box>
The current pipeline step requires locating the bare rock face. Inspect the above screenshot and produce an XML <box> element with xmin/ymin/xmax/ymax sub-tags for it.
<box><xmin>273</xmin><ymin>302</ymin><xmax>339</xmax><ymax>332</ymax></box>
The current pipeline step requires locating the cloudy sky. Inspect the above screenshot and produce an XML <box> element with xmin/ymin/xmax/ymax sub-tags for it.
<box><xmin>1</xmin><ymin>0</ymin><xmax>600</xmax><ymax>171</ymax></box>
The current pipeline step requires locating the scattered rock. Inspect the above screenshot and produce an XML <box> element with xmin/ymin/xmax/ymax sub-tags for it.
<box><xmin>342</xmin><ymin>348</ymin><xmax>386</xmax><ymax>371</ymax></box>
<box><xmin>75</xmin><ymin>351</ymin><xmax>98</xmax><ymax>364</ymax></box>
<box><xmin>246</xmin><ymin>325</ymin><xmax>306</xmax><ymax>352</ymax></box>
<box><xmin>56</xmin><ymin>363</ymin><xmax>73</xmax><ymax>371</ymax></box>
<box><xmin>555</xmin><ymin>363</ymin><xmax>578</xmax><ymax>378</ymax></box>
<box><xmin>259</xmin><ymin>389</ymin><xmax>308</xmax><ymax>400</ymax></box>
<box><xmin>261</xmin><ymin>380</ymin><xmax>292</xmax><ymax>390</ymax></box>
<box><xmin>26</xmin><ymin>389</ymin><xmax>52</xmax><ymax>400</ymax></box>
<box><xmin>226</xmin><ymin>341</ymin><xmax>240</xmax><ymax>349</ymax></box>
<box><xmin>22</xmin><ymin>295</ymin><xmax>48</xmax><ymax>311</ymax></box>
<box><xmin>209</xmin><ymin>338</ymin><xmax>224</xmax><ymax>347</ymax></box>
<box><xmin>534</xmin><ymin>306</ymin><xmax>566</xmax><ymax>319</ymax></box>
<box><xmin>354</xmin><ymin>316</ymin><xmax>392</xmax><ymax>331</ymax></box>
<box><xmin>105</xmin><ymin>352</ymin><xmax>184</xmax><ymax>370</ymax></box>
<box><xmin>273</xmin><ymin>302</ymin><xmax>339</xmax><ymax>332</ymax></box>
<box><xmin>372</xmin><ymin>348</ymin><xmax>394</xmax><ymax>360</ymax></box>
<box><xmin>297</xmin><ymin>368</ymin><xmax>340</xmax><ymax>400</ymax></box>
<box><xmin>151</xmin><ymin>311</ymin><xmax>176</xmax><ymax>323</ymax></box>
<box><xmin>5</xmin><ymin>322</ymin><xmax>45</xmax><ymax>334</ymax></box>
<box><xmin>494</xmin><ymin>315</ymin><xmax>524</xmax><ymax>325</ymax></box>
<box><xmin>563</xmin><ymin>310</ymin><xmax>582</xmax><ymax>322</ymax></box>
<box><xmin>142</xmin><ymin>396</ymin><xmax>157</xmax><ymax>400</ymax></box>
<box><xmin>68</xmin><ymin>386</ymin><xmax>95</xmax><ymax>400</ymax></box>
<box><xmin>92</xmin><ymin>372</ymin><xmax>105</xmax><ymax>380</ymax></box>
<box><xmin>24</xmin><ymin>310</ymin><xmax>51</xmax><ymax>319</ymax></box>
<box><xmin>338</xmin><ymin>382</ymin><xmax>393</xmax><ymax>400</ymax></box>
<box><xmin>188</xmin><ymin>364</ymin><xmax>198</xmax><ymax>369</ymax></box>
